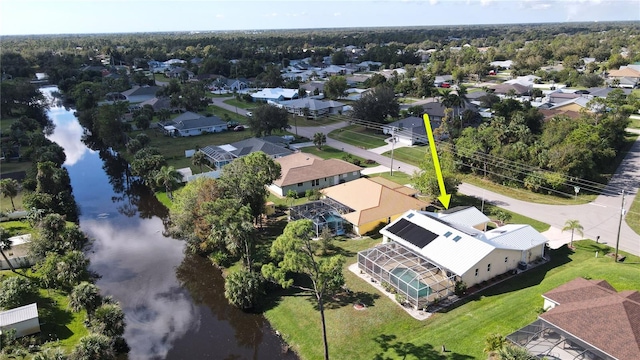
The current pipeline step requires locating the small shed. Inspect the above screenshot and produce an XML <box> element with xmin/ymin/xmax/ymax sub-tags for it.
<box><xmin>0</xmin><ymin>303</ymin><xmax>41</xmax><ymax>338</ymax></box>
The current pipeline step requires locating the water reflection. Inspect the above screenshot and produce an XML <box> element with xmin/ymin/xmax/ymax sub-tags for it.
<box><xmin>44</xmin><ymin>86</ymin><xmax>296</xmax><ymax>360</ymax></box>
<box><xmin>84</xmin><ymin>218</ymin><xmax>195</xmax><ymax>359</ymax></box>
<box><xmin>44</xmin><ymin>102</ymin><xmax>92</xmax><ymax>166</ymax></box>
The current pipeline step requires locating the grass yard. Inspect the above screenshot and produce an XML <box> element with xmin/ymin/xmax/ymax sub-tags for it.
<box><xmin>463</xmin><ymin>176</ymin><xmax>597</xmax><ymax>206</ymax></box>
<box><xmin>382</xmin><ymin>145</ymin><xmax>429</xmax><ymax>167</ymax></box>
<box><xmin>365</xmin><ymin>171</ymin><xmax>413</xmax><ymax>185</ymax></box>
<box><xmin>0</xmin><ymin>190</ymin><xmax>26</xmax><ymax>213</ymax></box>
<box><xmin>299</xmin><ymin>146</ymin><xmax>378</xmax><ymax>168</ymax></box>
<box><xmin>264</xmin><ymin>239</ymin><xmax>640</xmax><ymax>360</ymax></box>
<box><xmin>204</xmin><ymin>104</ymin><xmax>250</xmax><ymax>124</ymax></box>
<box><xmin>328</xmin><ymin>125</ymin><xmax>388</xmax><ymax>149</ymax></box>
<box><xmin>0</xmin><ymin>220</ymin><xmax>32</xmax><ymax>236</ymax></box>
<box><xmin>0</xmin><ymin>160</ymin><xmax>32</xmax><ymax>177</ymax></box>
<box><xmin>223</xmin><ymin>98</ymin><xmax>255</xmax><ymax>110</ymax></box>
<box><xmin>625</xmin><ymin>192</ymin><xmax>640</xmax><ymax>235</ymax></box>
<box><xmin>0</xmin><ymin>271</ymin><xmax>88</xmax><ymax>355</ymax></box>
<box><xmin>292</xmin><ymin>114</ymin><xmax>346</xmax><ymax>128</ymax></box>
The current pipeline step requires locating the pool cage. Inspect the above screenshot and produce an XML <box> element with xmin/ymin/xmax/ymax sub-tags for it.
<box><xmin>507</xmin><ymin>319</ymin><xmax>611</xmax><ymax>360</ymax></box>
<box><xmin>289</xmin><ymin>199</ymin><xmax>353</xmax><ymax>237</ymax></box>
<box><xmin>358</xmin><ymin>241</ymin><xmax>457</xmax><ymax>310</ymax></box>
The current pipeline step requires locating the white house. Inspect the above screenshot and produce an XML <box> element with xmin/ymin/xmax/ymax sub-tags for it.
<box><xmin>357</xmin><ymin>207</ymin><xmax>548</xmax><ymax>309</ymax></box>
<box><xmin>251</xmin><ymin>88</ymin><xmax>299</xmax><ymax>102</ymax></box>
<box><xmin>0</xmin><ymin>234</ymin><xmax>34</xmax><ymax>270</ymax></box>
<box><xmin>0</xmin><ymin>303</ymin><xmax>40</xmax><ymax>338</ymax></box>
<box><xmin>163</xmin><ymin>112</ymin><xmax>227</xmax><ymax>137</ymax></box>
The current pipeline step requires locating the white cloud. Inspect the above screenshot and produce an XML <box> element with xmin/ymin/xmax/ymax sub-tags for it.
<box><xmin>429</xmin><ymin>0</ymin><xmax>439</xmax><ymax>5</ymax></box>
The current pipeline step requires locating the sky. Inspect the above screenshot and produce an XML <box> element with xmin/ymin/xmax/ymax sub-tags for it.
<box><xmin>1</xmin><ymin>0</ymin><xmax>639</xmax><ymax>36</ymax></box>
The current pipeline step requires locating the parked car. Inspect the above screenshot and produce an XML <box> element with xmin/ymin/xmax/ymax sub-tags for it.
<box><xmin>440</xmin><ymin>82</ymin><xmax>451</xmax><ymax>88</ymax></box>
<box><xmin>227</xmin><ymin>120</ymin><xmax>239</xmax><ymax>129</ymax></box>
<box><xmin>246</xmin><ymin>111</ymin><xmax>253</xmax><ymax>117</ymax></box>
<box><xmin>233</xmin><ymin>125</ymin><xmax>245</xmax><ymax>131</ymax></box>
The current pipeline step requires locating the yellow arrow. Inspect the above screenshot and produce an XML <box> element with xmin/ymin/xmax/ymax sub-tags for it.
<box><xmin>423</xmin><ymin>114</ymin><xmax>451</xmax><ymax>209</ymax></box>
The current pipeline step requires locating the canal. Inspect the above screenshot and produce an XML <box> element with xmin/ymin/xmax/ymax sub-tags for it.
<box><xmin>42</xmin><ymin>87</ymin><xmax>296</xmax><ymax>360</ymax></box>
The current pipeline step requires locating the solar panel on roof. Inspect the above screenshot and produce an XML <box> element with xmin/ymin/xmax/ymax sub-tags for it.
<box><xmin>387</xmin><ymin>218</ymin><xmax>438</xmax><ymax>249</ymax></box>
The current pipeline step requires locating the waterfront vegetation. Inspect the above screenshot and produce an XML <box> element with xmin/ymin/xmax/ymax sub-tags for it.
<box><xmin>264</xmin><ymin>239</ymin><xmax>640</xmax><ymax>360</ymax></box>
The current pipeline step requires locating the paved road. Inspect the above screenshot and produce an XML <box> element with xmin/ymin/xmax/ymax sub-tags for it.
<box><xmin>207</xmin><ymin>99</ymin><xmax>640</xmax><ymax>256</ymax></box>
<box><xmin>291</xmin><ymin>122</ymin><xmax>640</xmax><ymax>256</ymax></box>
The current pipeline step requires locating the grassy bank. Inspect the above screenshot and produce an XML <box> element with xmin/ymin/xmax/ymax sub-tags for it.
<box><xmin>264</xmin><ymin>239</ymin><xmax>640</xmax><ymax>360</ymax></box>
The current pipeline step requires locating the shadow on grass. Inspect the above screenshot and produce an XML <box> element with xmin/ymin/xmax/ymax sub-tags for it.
<box><xmin>38</xmin><ymin>295</ymin><xmax>75</xmax><ymax>342</ymax></box>
<box><xmin>323</xmin><ymin>289</ymin><xmax>380</xmax><ymax>310</ymax></box>
<box><xmin>373</xmin><ymin>334</ymin><xmax>474</xmax><ymax>360</ymax></box>
<box><xmin>440</xmin><ymin>246</ymin><xmax>573</xmax><ymax>314</ymax></box>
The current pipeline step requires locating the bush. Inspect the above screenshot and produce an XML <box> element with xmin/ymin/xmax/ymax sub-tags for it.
<box><xmin>454</xmin><ymin>281</ymin><xmax>467</xmax><ymax>296</ymax></box>
<box><xmin>305</xmin><ymin>189</ymin><xmax>321</xmax><ymax>201</ymax></box>
<box><xmin>0</xmin><ymin>276</ymin><xmax>38</xmax><ymax>309</ymax></box>
<box><xmin>224</xmin><ymin>268</ymin><xmax>265</xmax><ymax>310</ymax></box>
<box><xmin>394</xmin><ymin>293</ymin><xmax>406</xmax><ymax>304</ymax></box>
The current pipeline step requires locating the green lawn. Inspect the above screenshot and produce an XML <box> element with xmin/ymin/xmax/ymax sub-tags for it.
<box><xmin>264</xmin><ymin>239</ymin><xmax>640</xmax><ymax>360</ymax></box>
<box><xmin>1</xmin><ymin>190</ymin><xmax>26</xmax><ymax>213</ymax></box>
<box><xmin>463</xmin><ymin>176</ymin><xmax>597</xmax><ymax>206</ymax></box>
<box><xmin>292</xmin><ymin>114</ymin><xmax>346</xmax><ymax>128</ymax></box>
<box><xmin>0</xmin><ymin>160</ymin><xmax>33</xmax><ymax>176</ymax></box>
<box><xmin>625</xmin><ymin>192</ymin><xmax>640</xmax><ymax>235</ymax></box>
<box><xmin>299</xmin><ymin>146</ymin><xmax>378</xmax><ymax>167</ymax></box>
<box><xmin>365</xmin><ymin>171</ymin><xmax>413</xmax><ymax>185</ymax></box>
<box><xmin>0</xmin><ymin>271</ymin><xmax>88</xmax><ymax>356</ymax></box>
<box><xmin>382</xmin><ymin>146</ymin><xmax>429</xmax><ymax>167</ymax></box>
<box><xmin>204</xmin><ymin>104</ymin><xmax>250</xmax><ymax>124</ymax></box>
<box><xmin>0</xmin><ymin>220</ymin><xmax>32</xmax><ymax>236</ymax></box>
<box><xmin>131</xmin><ymin>128</ymin><xmax>252</xmax><ymax>170</ymax></box>
<box><xmin>328</xmin><ymin>125</ymin><xmax>387</xmax><ymax>149</ymax></box>
<box><xmin>223</xmin><ymin>98</ymin><xmax>255</xmax><ymax>110</ymax></box>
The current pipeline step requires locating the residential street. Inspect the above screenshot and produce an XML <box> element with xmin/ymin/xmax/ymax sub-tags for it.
<box><xmin>208</xmin><ymin>97</ymin><xmax>640</xmax><ymax>256</ymax></box>
<box><xmin>291</xmin><ymin>121</ymin><xmax>640</xmax><ymax>257</ymax></box>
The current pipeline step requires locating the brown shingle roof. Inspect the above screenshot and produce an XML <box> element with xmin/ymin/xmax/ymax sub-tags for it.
<box><xmin>368</xmin><ymin>176</ymin><xmax>418</xmax><ymax>196</ymax></box>
<box><xmin>539</xmin><ymin>109</ymin><xmax>582</xmax><ymax>121</ymax></box>
<box><xmin>273</xmin><ymin>152</ymin><xmax>362</xmax><ymax>187</ymax></box>
<box><xmin>609</xmin><ymin>67</ymin><xmax>640</xmax><ymax>78</ymax></box>
<box><xmin>540</xmin><ymin>278</ymin><xmax>640</xmax><ymax>360</ymax></box>
<box><xmin>321</xmin><ymin>178</ymin><xmax>429</xmax><ymax>226</ymax></box>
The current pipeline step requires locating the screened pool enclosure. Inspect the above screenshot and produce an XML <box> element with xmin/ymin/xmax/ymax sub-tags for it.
<box><xmin>289</xmin><ymin>199</ymin><xmax>353</xmax><ymax>237</ymax></box>
<box><xmin>358</xmin><ymin>241</ymin><xmax>457</xmax><ymax>310</ymax></box>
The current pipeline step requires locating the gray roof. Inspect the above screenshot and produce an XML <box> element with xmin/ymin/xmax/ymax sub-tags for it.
<box><xmin>280</xmin><ymin>98</ymin><xmax>344</xmax><ymax>111</ymax></box>
<box><xmin>0</xmin><ymin>303</ymin><xmax>38</xmax><ymax>326</ymax></box>
<box><xmin>422</xmin><ymin>101</ymin><xmax>447</xmax><ymax>118</ymax></box>
<box><xmin>173</xmin><ymin>111</ymin><xmax>202</xmax><ymax>122</ymax></box>
<box><xmin>586</xmin><ymin>87</ymin><xmax>632</xmax><ymax>98</ymax></box>
<box><xmin>229</xmin><ymin>138</ymin><xmax>293</xmax><ymax>158</ymax></box>
<box><xmin>121</xmin><ymin>86</ymin><xmax>161</xmax><ymax>97</ymax></box>
<box><xmin>171</xmin><ymin>116</ymin><xmax>225</xmax><ymax>131</ymax></box>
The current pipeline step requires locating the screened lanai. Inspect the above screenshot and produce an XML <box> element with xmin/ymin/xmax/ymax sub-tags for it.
<box><xmin>289</xmin><ymin>200</ymin><xmax>353</xmax><ymax>237</ymax></box>
<box><xmin>358</xmin><ymin>241</ymin><xmax>457</xmax><ymax>310</ymax></box>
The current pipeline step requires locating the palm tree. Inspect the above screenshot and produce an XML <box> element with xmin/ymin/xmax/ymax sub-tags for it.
<box><xmin>158</xmin><ymin>108</ymin><xmax>171</xmax><ymax>122</ymax></box>
<box><xmin>562</xmin><ymin>219</ymin><xmax>584</xmax><ymax>248</ymax></box>
<box><xmin>154</xmin><ymin>165</ymin><xmax>182</xmax><ymax>199</ymax></box>
<box><xmin>0</xmin><ymin>178</ymin><xmax>19</xmax><ymax>211</ymax></box>
<box><xmin>69</xmin><ymin>282</ymin><xmax>102</xmax><ymax>321</ymax></box>
<box><xmin>313</xmin><ymin>132</ymin><xmax>326</xmax><ymax>150</ymax></box>
<box><xmin>191</xmin><ymin>151</ymin><xmax>210</xmax><ymax>174</ymax></box>
<box><xmin>0</xmin><ymin>227</ymin><xmax>17</xmax><ymax>273</ymax></box>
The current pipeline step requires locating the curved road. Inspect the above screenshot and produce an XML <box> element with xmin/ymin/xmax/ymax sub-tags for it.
<box><xmin>207</xmin><ymin>98</ymin><xmax>640</xmax><ymax>256</ymax></box>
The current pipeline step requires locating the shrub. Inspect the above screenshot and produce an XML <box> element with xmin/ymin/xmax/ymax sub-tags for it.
<box><xmin>454</xmin><ymin>281</ymin><xmax>467</xmax><ymax>296</ymax></box>
<box><xmin>0</xmin><ymin>276</ymin><xmax>38</xmax><ymax>309</ymax></box>
<box><xmin>224</xmin><ymin>268</ymin><xmax>265</xmax><ymax>310</ymax></box>
<box><xmin>394</xmin><ymin>293</ymin><xmax>406</xmax><ymax>304</ymax></box>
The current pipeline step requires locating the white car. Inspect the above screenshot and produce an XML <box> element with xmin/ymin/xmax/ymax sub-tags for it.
<box><xmin>246</xmin><ymin>112</ymin><xmax>253</xmax><ymax>117</ymax></box>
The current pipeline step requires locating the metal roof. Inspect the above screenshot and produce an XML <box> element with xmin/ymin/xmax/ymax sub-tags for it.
<box><xmin>0</xmin><ymin>303</ymin><xmax>38</xmax><ymax>326</ymax></box>
<box><xmin>484</xmin><ymin>224</ymin><xmax>548</xmax><ymax>250</ymax></box>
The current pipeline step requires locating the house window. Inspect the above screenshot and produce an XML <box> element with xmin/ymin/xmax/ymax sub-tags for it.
<box><xmin>297</xmin><ymin>183</ymin><xmax>303</xmax><ymax>187</ymax></box>
<box><xmin>352</xmin><ymin>171</ymin><xmax>358</xmax><ymax>176</ymax></box>
<box><xmin>312</xmin><ymin>179</ymin><xmax>319</xmax><ymax>186</ymax></box>
<box><xmin>505</xmin><ymin>257</ymin><xmax>508</xmax><ymax>263</ymax></box>
<box><xmin>487</xmin><ymin>264</ymin><xmax>491</xmax><ymax>272</ymax></box>
<box><xmin>475</xmin><ymin>268</ymin><xmax>479</xmax><ymax>277</ymax></box>
<box><xmin>443</xmin><ymin>231</ymin><xmax>452</xmax><ymax>238</ymax></box>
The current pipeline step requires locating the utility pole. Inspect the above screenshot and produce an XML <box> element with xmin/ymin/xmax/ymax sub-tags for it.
<box><xmin>390</xmin><ymin>127</ymin><xmax>397</xmax><ymax>176</ymax></box>
<box><xmin>614</xmin><ymin>190</ymin><xmax>625</xmax><ymax>262</ymax></box>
